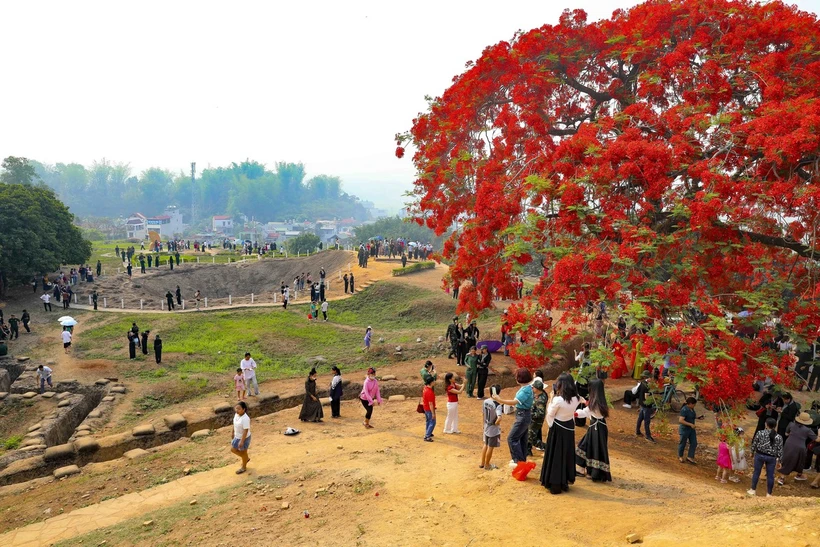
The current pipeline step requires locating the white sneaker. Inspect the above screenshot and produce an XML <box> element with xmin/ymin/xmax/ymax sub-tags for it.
<box><xmin>746</xmin><ymin>489</ymin><xmax>756</xmax><ymax>496</ymax></box>
<box><xmin>509</xmin><ymin>460</ymin><xmax>517</xmax><ymax>468</ymax></box>
<box><xmin>766</xmin><ymin>493</ymin><xmax>772</xmax><ymax>497</ymax></box>
<box><xmin>622</xmin><ymin>404</ymin><xmax>632</xmax><ymax>409</ymax></box>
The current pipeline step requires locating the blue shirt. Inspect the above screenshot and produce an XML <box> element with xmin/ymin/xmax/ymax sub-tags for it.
<box><xmin>515</xmin><ymin>385</ymin><xmax>534</xmax><ymax>410</ymax></box>
<box><xmin>679</xmin><ymin>405</ymin><xmax>696</xmax><ymax>434</ymax></box>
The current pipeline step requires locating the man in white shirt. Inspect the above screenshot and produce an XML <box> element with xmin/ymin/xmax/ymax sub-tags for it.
<box><xmin>37</xmin><ymin>365</ymin><xmax>53</xmax><ymax>393</ymax></box>
<box><xmin>61</xmin><ymin>328</ymin><xmax>72</xmax><ymax>353</ymax></box>
<box><xmin>241</xmin><ymin>352</ymin><xmax>259</xmax><ymax>396</ymax></box>
<box><xmin>40</xmin><ymin>293</ymin><xmax>52</xmax><ymax>312</ymax></box>
<box><xmin>321</xmin><ymin>300</ymin><xmax>329</xmax><ymax>321</ymax></box>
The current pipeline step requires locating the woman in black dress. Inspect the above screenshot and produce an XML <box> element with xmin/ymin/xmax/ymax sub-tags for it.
<box><xmin>299</xmin><ymin>368</ymin><xmax>324</xmax><ymax>422</ymax></box>
<box><xmin>541</xmin><ymin>373</ymin><xmax>582</xmax><ymax>494</ymax></box>
<box><xmin>575</xmin><ymin>378</ymin><xmax>612</xmax><ymax>482</ymax></box>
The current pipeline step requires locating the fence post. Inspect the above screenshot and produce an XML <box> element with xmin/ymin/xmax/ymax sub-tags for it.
<box><xmin>161</xmin><ymin>300</ymin><xmax>164</xmax><ymax>311</ymax></box>
<box><xmin>182</xmin><ymin>299</ymin><xmax>185</xmax><ymax>310</ymax></box>
<box><xmin>273</xmin><ymin>293</ymin><xmax>277</xmax><ymax>304</ymax></box>
<box><xmin>229</xmin><ymin>295</ymin><xmax>232</xmax><ymax>305</ymax></box>
<box><xmin>121</xmin><ymin>299</ymin><xmax>124</xmax><ymax>309</ymax></box>
<box><xmin>205</xmin><ymin>297</ymin><xmax>208</xmax><ymax>308</ymax></box>
<box><xmin>285</xmin><ymin>250</ymin><xmax>288</xmax><ymax>258</ymax></box>
<box><xmin>307</xmin><ymin>250</ymin><xmax>310</xmax><ymax>256</ymax></box>
<box><xmin>251</xmin><ymin>293</ymin><xmax>254</xmax><ymax>304</ymax></box>
<box><xmin>140</xmin><ymin>299</ymin><xmax>143</xmax><ymax>310</ymax></box>
<box><xmin>88</xmin><ymin>295</ymin><xmax>92</xmax><ymax>306</ymax></box>
<box><xmin>103</xmin><ymin>297</ymin><xmax>107</xmax><ymax>308</ymax></box>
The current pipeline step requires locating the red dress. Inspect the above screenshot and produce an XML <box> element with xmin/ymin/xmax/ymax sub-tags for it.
<box><xmin>611</xmin><ymin>342</ymin><xmax>628</xmax><ymax>379</ymax></box>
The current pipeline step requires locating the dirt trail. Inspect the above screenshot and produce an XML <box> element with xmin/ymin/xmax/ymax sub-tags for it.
<box><xmin>1</xmin><ymin>394</ymin><xmax>818</xmax><ymax>546</ymax></box>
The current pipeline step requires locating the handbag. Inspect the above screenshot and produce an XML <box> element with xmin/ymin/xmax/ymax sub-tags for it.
<box><xmin>416</xmin><ymin>398</ymin><xmax>425</xmax><ymax>414</ymax></box>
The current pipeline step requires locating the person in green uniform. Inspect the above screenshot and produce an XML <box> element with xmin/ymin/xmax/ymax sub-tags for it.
<box><xmin>446</xmin><ymin>316</ymin><xmax>459</xmax><ymax>359</ymax></box>
<box><xmin>420</xmin><ymin>360</ymin><xmax>437</xmax><ymax>384</ymax></box>
<box><xmin>92</xmin><ymin>291</ymin><xmax>98</xmax><ymax>310</ymax></box>
<box><xmin>7</xmin><ymin>314</ymin><xmax>19</xmax><ymax>340</ymax></box>
<box><xmin>465</xmin><ymin>346</ymin><xmax>479</xmax><ymax>397</ymax></box>
<box><xmin>21</xmin><ymin>310</ymin><xmax>31</xmax><ymax>332</ymax></box>
<box><xmin>528</xmin><ymin>378</ymin><xmax>548</xmax><ymax>454</ymax></box>
<box><xmin>96</xmin><ymin>260</ymin><xmax>102</xmax><ymax>277</ymax></box>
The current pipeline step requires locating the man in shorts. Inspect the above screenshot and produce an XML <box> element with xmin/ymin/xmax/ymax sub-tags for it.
<box><xmin>61</xmin><ymin>328</ymin><xmax>72</xmax><ymax>354</ymax></box>
<box><xmin>480</xmin><ymin>384</ymin><xmax>503</xmax><ymax>470</ymax></box>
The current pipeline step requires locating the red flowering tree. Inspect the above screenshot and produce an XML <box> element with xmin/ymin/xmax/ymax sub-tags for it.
<box><xmin>399</xmin><ymin>0</ymin><xmax>820</xmax><ymax>406</ymax></box>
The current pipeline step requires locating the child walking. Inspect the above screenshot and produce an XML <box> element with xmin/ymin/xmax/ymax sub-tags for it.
<box><xmin>729</xmin><ymin>427</ymin><xmax>748</xmax><ymax>483</ymax></box>
<box><xmin>716</xmin><ymin>434</ymin><xmax>732</xmax><ymax>483</ymax></box>
<box><xmin>234</xmin><ymin>368</ymin><xmax>246</xmax><ymax>401</ymax></box>
<box><xmin>480</xmin><ymin>384</ymin><xmax>503</xmax><ymax>470</ymax></box>
<box><xmin>443</xmin><ymin>372</ymin><xmax>464</xmax><ymax>434</ymax></box>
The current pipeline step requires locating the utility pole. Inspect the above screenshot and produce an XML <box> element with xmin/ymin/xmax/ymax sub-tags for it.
<box><xmin>191</xmin><ymin>162</ymin><xmax>196</xmax><ymax>228</ymax></box>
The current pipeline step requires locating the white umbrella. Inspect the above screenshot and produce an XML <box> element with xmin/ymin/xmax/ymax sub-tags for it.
<box><xmin>58</xmin><ymin>316</ymin><xmax>75</xmax><ymax>322</ymax></box>
<box><xmin>60</xmin><ymin>319</ymin><xmax>78</xmax><ymax>327</ymax></box>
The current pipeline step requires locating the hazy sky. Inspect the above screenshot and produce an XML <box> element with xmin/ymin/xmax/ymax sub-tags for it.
<box><xmin>2</xmin><ymin>0</ymin><xmax>818</xmax><ymax>211</ymax></box>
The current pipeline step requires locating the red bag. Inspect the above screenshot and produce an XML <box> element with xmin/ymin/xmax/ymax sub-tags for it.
<box><xmin>511</xmin><ymin>461</ymin><xmax>536</xmax><ymax>481</ymax></box>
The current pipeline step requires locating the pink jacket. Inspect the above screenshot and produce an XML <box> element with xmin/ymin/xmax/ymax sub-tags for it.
<box><xmin>360</xmin><ymin>377</ymin><xmax>382</xmax><ymax>406</ymax></box>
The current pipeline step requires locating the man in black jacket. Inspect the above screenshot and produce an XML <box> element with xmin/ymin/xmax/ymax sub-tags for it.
<box><xmin>154</xmin><ymin>334</ymin><xmax>163</xmax><ymax>364</ymax></box>
<box><xmin>634</xmin><ymin>371</ymin><xmax>657</xmax><ymax>443</ymax></box>
<box><xmin>777</xmin><ymin>393</ymin><xmax>800</xmax><ymax>437</ymax></box>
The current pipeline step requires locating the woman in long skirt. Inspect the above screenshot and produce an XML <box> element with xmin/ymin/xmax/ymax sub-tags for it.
<box><xmin>575</xmin><ymin>379</ymin><xmax>612</xmax><ymax>482</ymax></box>
<box><xmin>329</xmin><ymin>366</ymin><xmax>343</xmax><ymax>418</ymax></box>
<box><xmin>299</xmin><ymin>368</ymin><xmax>324</xmax><ymax>422</ymax></box>
<box><xmin>776</xmin><ymin>413</ymin><xmax>816</xmax><ymax>485</ymax></box>
<box><xmin>541</xmin><ymin>373</ymin><xmax>581</xmax><ymax>494</ymax></box>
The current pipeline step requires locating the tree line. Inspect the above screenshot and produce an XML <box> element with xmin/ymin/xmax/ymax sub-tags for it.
<box><xmin>10</xmin><ymin>157</ymin><xmax>369</xmax><ymax>227</ymax></box>
<box><xmin>0</xmin><ymin>160</ymin><xmax>91</xmax><ymax>294</ymax></box>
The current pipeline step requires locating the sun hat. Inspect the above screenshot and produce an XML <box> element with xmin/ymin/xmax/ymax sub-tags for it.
<box><xmin>795</xmin><ymin>412</ymin><xmax>813</xmax><ymax>426</ymax></box>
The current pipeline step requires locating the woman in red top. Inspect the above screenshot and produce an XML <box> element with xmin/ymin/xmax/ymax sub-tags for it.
<box><xmin>422</xmin><ymin>376</ymin><xmax>437</xmax><ymax>442</ymax></box>
<box><xmin>610</xmin><ymin>338</ymin><xmax>628</xmax><ymax>379</ymax></box>
<box><xmin>443</xmin><ymin>372</ymin><xmax>464</xmax><ymax>434</ymax></box>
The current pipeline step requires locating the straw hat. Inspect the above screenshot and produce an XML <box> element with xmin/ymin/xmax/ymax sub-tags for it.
<box><xmin>795</xmin><ymin>412</ymin><xmax>813</xmax><ymax>426</ymax></box>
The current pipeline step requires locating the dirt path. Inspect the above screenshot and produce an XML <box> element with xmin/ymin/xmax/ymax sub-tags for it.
<box><xmin>2</xmin><ymin>394</ymin><xmax>818</xmax><ymax>546</ymax></box>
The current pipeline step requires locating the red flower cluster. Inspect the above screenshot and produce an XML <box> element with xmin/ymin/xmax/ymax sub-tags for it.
<box><xmin>395</xmin><ymin>146</ymin><xmax>405</xmax><ymax>159</ymax></box>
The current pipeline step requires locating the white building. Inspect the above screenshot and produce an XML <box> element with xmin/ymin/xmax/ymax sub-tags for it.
<box><xmin>146</xmin><ymin>207</ymin><xmax>185</xmax><ymax>239</ymax></box>
<box><xmin>126</xmin><ymin>207</ymin><xmax>185</xmax><ymax>240</ymax></box>
<box><xmin>125</xmin><ymin>213</ymin><xmax>147</xmax><ymax>240</ymax></box>
<box><xmin>213</xmin><ymin>215</ymin><xmax>233</xmax><ymax>234</ymax></box>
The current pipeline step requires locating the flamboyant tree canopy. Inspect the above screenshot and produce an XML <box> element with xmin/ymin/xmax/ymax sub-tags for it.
<box><xmin>399</xmin><ymin>0</ymin><xmax>820</xmax><ymax>405</ymax></box>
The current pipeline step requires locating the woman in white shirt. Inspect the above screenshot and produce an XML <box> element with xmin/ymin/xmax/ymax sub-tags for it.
<box><xmin>540</xmin><ymin>373</ymin><xmax>583</xmax><ymax>495</ymax></box>
<box><xmin>231</xmin><ymin>401</ymin><xmax>251</xmax><ymax>474</ymax></box>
